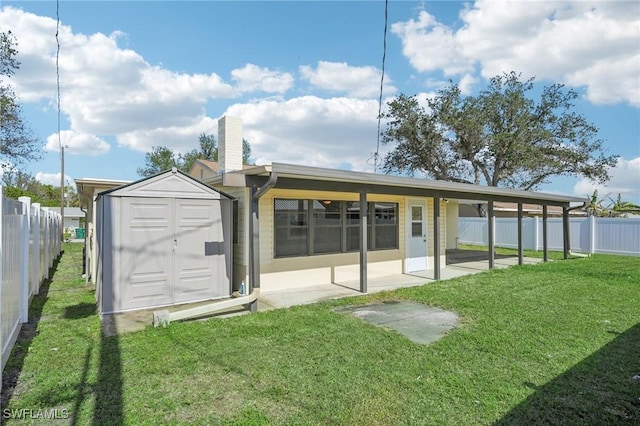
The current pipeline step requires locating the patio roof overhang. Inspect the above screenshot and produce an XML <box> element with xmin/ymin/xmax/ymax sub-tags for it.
<box><xmin>75</xmin><ymin>177</ymin><xmax>132</xmax><ymax>209</ymax></box>
<box><xmin>210</xmin><ymin>162</ymin><xmax>587</xmax><ymax>206</ymax></box>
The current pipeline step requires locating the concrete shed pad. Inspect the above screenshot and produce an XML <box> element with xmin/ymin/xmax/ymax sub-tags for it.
<box><xmin>335</xmin><ymin>301</ymin><xmax>458</xmax><ymax>345</ymax></box>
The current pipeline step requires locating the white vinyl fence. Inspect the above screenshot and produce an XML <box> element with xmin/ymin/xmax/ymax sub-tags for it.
<box><xmin>458</xmin><ymin>216</ymin><xmax>640</xmax><ymax>256</ymax></box>
<box><xmin>1</xmin><ymin>187</ymin><xmax>62</xmax><ymax>376</ymax></box>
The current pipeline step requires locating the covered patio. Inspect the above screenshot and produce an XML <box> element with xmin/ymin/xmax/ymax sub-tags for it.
<box><xmin>258</xmin><ymin>249</ymin><xmax>543</xmax><ymax>310</ymax></box>
<box><xmin>224</xmin><ymin>162</ymin><xmax>587</xmax><ymax>308</ymax></box>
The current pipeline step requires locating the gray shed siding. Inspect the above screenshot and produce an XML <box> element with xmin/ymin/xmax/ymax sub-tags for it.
<box><xmin>96</xmin><ymin>170</ymin><xmax>233</xmax><ymax>314</ymax></box>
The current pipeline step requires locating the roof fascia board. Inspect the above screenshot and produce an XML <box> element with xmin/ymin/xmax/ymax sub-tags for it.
<box><xmin>270</xmin><ymin>177</ymin><xmax>573</xmax><ymax>206</ymax></box>
<box><xmin>269</xmin><ymin>163</ymin><xmax>585</xmax><ymax>204</ymax></box>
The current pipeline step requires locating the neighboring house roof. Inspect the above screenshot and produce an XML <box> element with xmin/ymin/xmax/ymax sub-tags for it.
<box><xmin>75</xmin><ymin>177</ymin><xmax>132</xmax><ymax>209</ymax></box>
<box><xmin>47</xmin><ymin>207</ymin><xmax>84</xmax><ymax>218</ymax></box>
<box><xmin>459</xmin><ymin>201</ymin><xmax>587</xmax><ymax>216</ymax></box>
<box><xmin>190</xmin><ymin>159</ymin><xmax>256</xmax><ymax>174</ymax></box>
<box><xmin>193</xmin><ymin>159</ymin><xmax>220</xmax><ymax>173</ymax></box>
<box><xmin>208</xmin><ymin>162</ymin><xmax>587</xmax><ymax>206</ymax></box>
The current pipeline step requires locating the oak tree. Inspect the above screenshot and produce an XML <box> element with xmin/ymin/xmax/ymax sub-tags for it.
<box><xmin>381</xmin><ymin>72</ymin><xmax>618</xmax><ymax>190</ymax></box>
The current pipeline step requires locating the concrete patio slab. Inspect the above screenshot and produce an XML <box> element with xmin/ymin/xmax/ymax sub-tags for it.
<box><xmin>335</xmin><ymin>301</ymin><xmax>458</xmax><ymax>345</ymax></box>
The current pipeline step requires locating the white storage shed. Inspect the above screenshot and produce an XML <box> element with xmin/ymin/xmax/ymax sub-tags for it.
<box><xmin>95</xmin><ymin>168</ymin><xmax>234</xmax><ymax>314</ymax></box>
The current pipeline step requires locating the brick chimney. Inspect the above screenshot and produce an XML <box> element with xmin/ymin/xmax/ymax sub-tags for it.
<box><xmin>218</xmin><ymin>116</ymin><xmax>243</xmax><ymax>173</ymax></box>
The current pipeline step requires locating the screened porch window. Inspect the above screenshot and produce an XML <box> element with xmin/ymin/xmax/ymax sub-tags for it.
<box><xmin>274</xmin><ymin>198</ymin><xmax>398</xmax><ymax>258</ymax></box>
<box><xmin>274</xmin><ymin>199</ymin><xmax>308</xmax><ymax>257</ymax></box>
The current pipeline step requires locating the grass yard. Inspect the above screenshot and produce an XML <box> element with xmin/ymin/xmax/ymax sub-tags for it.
<box><xmin>2</xmin><ymin>243</ymin><xmax>639</xmax><ymax>425</ymax></box>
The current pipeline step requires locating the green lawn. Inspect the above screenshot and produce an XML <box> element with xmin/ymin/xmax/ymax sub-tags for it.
<box><xmin>2</xmin><ymin>243</ymin><xmax>639</xmax><ymax>425</ymax></box>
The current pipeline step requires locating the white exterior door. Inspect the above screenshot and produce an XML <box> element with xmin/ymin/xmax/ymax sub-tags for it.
<box><xmin>407</xmin><ymin>200</ymin><xmax>427</xmax><ymax>272</ymax></box>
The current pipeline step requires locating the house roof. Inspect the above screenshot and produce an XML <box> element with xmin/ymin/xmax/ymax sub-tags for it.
<box><xmin>47</xmin><ymin>207</ymin><xmax>84</xmax><ymax>218</ymax></box>
<box><xmin>75</xmin><ymin>177</ymin><xmax>132</xmax><ymax>209</ymax></box>
<box><xmin>190</xmin><ymin>159</ymin><xmax>256</xmax><ymax>174</ymax></box>
<box><xmin>193</xmin><ymin>159</ymin><xmax>220</xmax><ymax>173</ymax></box>
<box><xmin>208</xmin><ymin>162</ymin><xmax>587</xmax><ymax>206</ymax></box>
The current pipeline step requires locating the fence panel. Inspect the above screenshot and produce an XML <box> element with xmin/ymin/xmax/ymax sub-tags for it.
<box><xmin>595</xmin><ymin>218</ymin><xmax>640</xmax><ymax>255</ymax></box>
<box><xmin>1</xmin><ymin>190</ymin><xmax>62</xmax><ymax>377</ymax></box>
<box><xmin>459</xmin><ymin>216</ymin><xmax>640</xmax><ymax>256</ymax></box>
<box><xmin>1</xmin><ymin>196</ymin><xmax>27</xmax><ymax>371</ymax></box>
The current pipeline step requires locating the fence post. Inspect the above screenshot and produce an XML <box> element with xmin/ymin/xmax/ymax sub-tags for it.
<box><xmin>0</xmin><ymin>187</ymin><xmax>4</xmax><ymax>390</ymax></box>
<box><xmin>589</xmin><ymin>215</ymin><xmax>596</xmax><ymax>255</ymax></box>
<box><xmin>43</xmin><ymin>209</ymin><xmax>50</xmax><ymax>278</ymax></box>
<box><xmin>18</xmin><ymin>197</ymin><xmax>31</xmax><ymax>323</ymax></box>
<box><xmin>32</xmin><ymin>203</ymin><xmax>41</xmax><ymax>294</ymax></box>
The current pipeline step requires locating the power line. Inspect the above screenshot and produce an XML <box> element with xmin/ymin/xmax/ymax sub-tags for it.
<box><xmin>374</xmin><ymin>0</ymin><xmax>389</xmax><ymax>174</ymax></box>
<box><xmin>56</xmin><ymin>0</ymin><xmax>64</xmax><ymax>236</ymax></box>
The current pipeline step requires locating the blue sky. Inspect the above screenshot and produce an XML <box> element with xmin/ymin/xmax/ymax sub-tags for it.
<box><xmin>1</xmin><ymin>1</ymin><xmax>639</xmax><ymax>203</ymax></box>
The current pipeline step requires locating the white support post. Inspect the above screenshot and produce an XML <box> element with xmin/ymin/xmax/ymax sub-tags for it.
<box><xmin>533</xmin><ymin>216</ymin><xmax>539</xmax><ymax>251</ymax></box>
<box><xmin>18</xmin><ymin>197</ymin><xmax>31</xmax><ymax>323</ymax></box>
<box><xmin>589</xmin><ymin>215</ymin><xmax>596</xmax><ymax>255</ymax></box>
<box><xmin>32</xmin><ymin>203</ymin><xmax>41</xmax><ymax>294</ymax></box>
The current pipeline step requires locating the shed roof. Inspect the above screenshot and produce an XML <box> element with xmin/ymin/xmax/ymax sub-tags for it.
<box><xmin>98</xmin><ymin>168</ymin><xmax>233</xmax><ymax>200</ymax></box>
<box><xmin>47</xmin><ymin>207</ymin><xmax>84</xmax><ymax>218</ymax></box>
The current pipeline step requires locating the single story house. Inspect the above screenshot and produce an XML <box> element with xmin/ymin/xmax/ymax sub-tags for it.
<box><xmin>75</xmin><ymin>116</ymin><xmax>587</xmax><ymax>314</ymax></box>
<box><xmin>188</xmin><ymin>117</ymin><xmax>587</xmax><ymax>310</ymax></box>
<box><xmin>47</xmin><ymin>206</ymin><xmax>85</xmax><ymax>230</ymax></box>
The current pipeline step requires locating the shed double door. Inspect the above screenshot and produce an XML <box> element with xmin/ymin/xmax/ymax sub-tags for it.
<box><xmin>120</xmin><ymin>197</ymin><xmax>227</xmax><ymax>311</ymax></box>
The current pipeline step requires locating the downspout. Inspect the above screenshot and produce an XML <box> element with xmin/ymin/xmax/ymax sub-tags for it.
<box><xmin>153</xmin><ymin>171</ymin><xmax>278</xmax><ymax>326</ymax></box>
<box><xmin>567</xmin><ymin>202</ymin><xmax>589</xmax><ymax>258</ymax></box>
<box><xmin>80</xmin><ymin>206</ymin><xmax>89</xmax><ymax>284</ymax></box>
<box><xmin>246</xmin><ymin>172</ymin><xmax>278</xmax><ymax>310</ymax></box>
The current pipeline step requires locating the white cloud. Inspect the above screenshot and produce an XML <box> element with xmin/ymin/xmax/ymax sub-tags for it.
<box><xmin>34</xmin><ymin>171</ymin><xmax>75</xmax><ymax>188</ymax></box>
<box><xmin>231</xmin><ymin>64</ymin><xmax>294</xmax><ymax>94</ymax></box>
<box><xmin>299</xmin><ymin>61</ymin><xmax>397</xmax><ymax>98</ymax></box>
<box><xmin>458</xmin><ymin>73</ymin><xmax>478</xmax><ymax>95</ymax></box>
<box><xmin>573</xmin><ymin>156</ymin><xmax>640</xmax><ymax>202</ymax></box>
<box><xmin>45</xmin><ymin>130</ymin><xmax>110</xmax><ymax>156</ymax></box>
<box><xmin>223</xmin><ymin>96</ymin><xmax>386</xmax><ymax>171</ymax></box>
<box><xmin>391</xmin><ymin>11</ymin><xmax>473</xmax><ymax>76</ymax></box>
<box><xmin>0</xmin><ymin>7</ymin><xmax>237</xmax><ymax>152</ymax></box>
<box><xmin>117</xmin><ymin>116</ymin><xmax>218</xmax><ymax>154</ymax></box>
<box><xmin>393</xmin><ymin>1</ymin><xmax>640</xmax><ymax>106</ymax></box>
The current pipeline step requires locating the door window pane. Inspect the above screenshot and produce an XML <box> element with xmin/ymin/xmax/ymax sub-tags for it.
<box><xmin>411</xmin><ymin>206</ymin><xmax>423</xmax><ymax>237</ymax></box>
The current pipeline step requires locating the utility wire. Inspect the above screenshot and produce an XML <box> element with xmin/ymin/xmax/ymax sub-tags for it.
<box><xmin>56</xmin><ymin>0</ymin><xmax>64</xmax><ymax>235</ymax></box>
<box><xmin>374</xmin><ymin>0</ymin><xmax>388</xmax><ymax>174</ymax></box>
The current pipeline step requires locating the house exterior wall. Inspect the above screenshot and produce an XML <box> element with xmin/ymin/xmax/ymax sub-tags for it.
<box><xmin>218</xmin><ymin>186</ymin><xmax>250</xmax><ymax>291</ymax></box>
<box><xmin>207</xmin><ymin>186</ymin><xmax>444</xmax><ymax>292</ymax></box>
<box><xmin>446</xmin><ymin>201</ymin><xmax>459</xmax><ymax>249</ymax></box>
<box><xmin>259</xmin><ymin>189</ymin><xmax>406</xmax><ymax>291</ymax></box>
